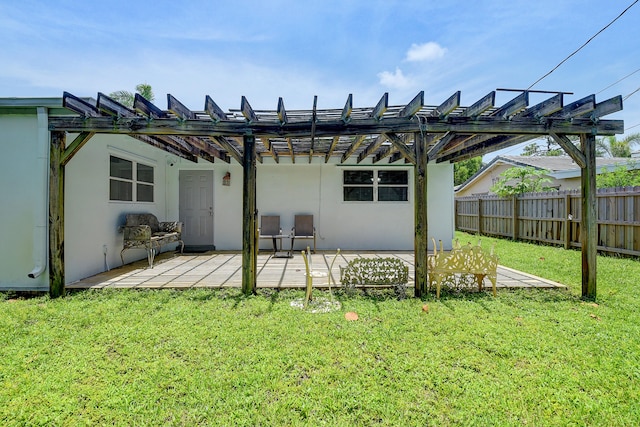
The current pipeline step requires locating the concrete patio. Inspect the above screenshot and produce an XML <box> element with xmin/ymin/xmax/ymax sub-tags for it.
<box><xmin>67</xmin><ymin>250</ymin><xmax>566</xmax><ymax>292</ymax></box>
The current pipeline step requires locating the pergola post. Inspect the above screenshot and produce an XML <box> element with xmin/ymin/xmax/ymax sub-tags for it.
<box><xmin>49</xmin><ymin>131</ymin><xmax>66</xmax><ymax>298</ymax></box>
<box><xmin>414</xmin><ymin>131</ymin><xmax>429</xmax><ymax>297</ymax></box>
<box><xmin>242</xmin><ymin>134</ymin><xmax>258</xmax><ymax>295</ymax></box>
<box><xmin>580</xmin><ymin>134</ymin><xmax>598</xmax><ymax>299</ymax></box>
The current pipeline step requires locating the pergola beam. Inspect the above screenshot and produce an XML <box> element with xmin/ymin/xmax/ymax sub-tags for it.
<box><xmin>552</xmin><ymin>95</ymin><xmax>595</xmax><ymax>119</ymax></box>
<box><xmin>309</xmin><ymin>95</ymin><xmax>317</xmax><ymax>164</ymax></box>
<box><xmin>341</xmin><ymin>94</ymin><xmax>353</xmax><ymax>123</ymax></box>
<box><xmin>287</xmin><ymin>137</ymin><xmax>295</xmax><ymax>163</ymax></box>
<box><xmin>97</xmin><ymin>92</ymin><xmax>136</xmax><ymax>117</ymax></box>
<box><xmin>441</xmin><ymin>135</ymin><xmax>533</xmax><ymax>163</ymax></box>
<box><xmin>61</xmin><ymin>132</ymin><xmax>95</xmax><ymax>166</ymax></box>
<box><xmin>62</xmin><ymin>92</ymin><xmax>100</xmax><ymax>117</ymax></box>
<box><xmin>205</xmin><ymin>95</ymin><xmax>228</xmax><ymax>122</ymax></box>
<box><xmin>464</xmin><ymin>91</ymin><xmax>495</xmax><ymax>117</ymax></box>
<box><xmin>388</xmin><ymin>151</ymin><xmax>406</xmax><ymax>164</ymax></box>
<box><xmin>579</xmin><ymin>95</ymin><xmax>623</xmax><ymax>120</ymax></box>
<box><xmin>48</xmin><ymin>115</ymin><xmax>624</xmax><ymax>139</ymax></box>
<box><xmin>427</xmin><ymin>131</ymin><xmax>454</xmax><ymax>162</ymax></box>
<box><xmin>550</xmin><ymin>132</ymin><xmax>586</xmax><ymax>168</ymax></box>
<box><xmin>208</xmin><ymin>136</ymin><xmax>243</xmax><ymax>164</ymax></box>
<box><xmin>263</xmin><ymin>138</ymin><xmax>280</xmax><ymax>163</ymax></box>
<box><xmin>277</xmin><ymin>97</ymin><xmax>288</xmax><ymax>125</ymax></box>
<box><xmin>132</xmin><ymin>135</ymin><xmax>198</xmax><ymax>162</ymax></box>
<box><xmin>398</xmin><ymin>91</ymin><xmax>424</xmax><ymax>118</ymax></box>
<box><xmin>168</xmin><ymin>94</ymin><xmax>196</xmax><ymax>120</ymax></box>
<box><xmin>373</xmin><ymin>144</ymin><xmax>396</xmax><ymax>163</ymax></box>
<box><xmin>325</xmin><ymin>136</ymin><xmax>340</xmax><ymax>163</ymax></box>
<box><xmin>385</xmin><ymin>132</ymin><xmax>416</xmax><ymax>165</ymax></box>
<box><xmin>241</xmin><ymin>96</ymin><xmax>258</xmax><ymax>123</ymax></box>
<box><xmin>341</xmin><ymin>135</ymin><xmax>367</xmax><ymax>163</ymax></box>
<box><xmin>357</xmin><ymin>134</ymin><xmax>388</xmax><ymax>163</ymax></box>
<box><xmin>491</xmin><ymin>91</ymin><xmax>529</xmax><ymax>119</ymax></box>
<box><xmin>370</xmin><ymin>92</ymin><xmax>388</xmax><ymax>121</ymax></box>
<box><xmin>432</xmin><ymin>91</ymin><xmax>460</xmax><ymax>119</ymax></box>
<box><xmin>134</xmin><ymin>94</ymin><xmax>168</xmax><ymax>118</ymax></box>
<box><xmin>517</xmin><ymin>93</ymin><xmax>563</xmax><ymax>119</ymax></box>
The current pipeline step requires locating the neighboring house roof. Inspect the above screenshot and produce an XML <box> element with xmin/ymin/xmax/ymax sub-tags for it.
<box><xmin>456</xmin><ymin>155</ymin><xmax>639</xmax><ymax>194</ymax></box>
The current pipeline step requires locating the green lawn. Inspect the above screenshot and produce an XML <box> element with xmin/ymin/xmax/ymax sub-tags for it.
<box><xmin>1</xmin><ymin>232</ymin><xmax>639</xmax><ymax>426</ymax></box>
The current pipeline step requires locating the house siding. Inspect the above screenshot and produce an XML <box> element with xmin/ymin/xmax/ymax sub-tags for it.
<box><xmin>456</xmin><ymin>161</ymin><xmax>579</xmax><ymax>197</ymax></box>
<box><xmin>0</xmin><ymin>114</ymin><xmax>49</xmax><ymax>291</ymax></box>
<box><xmin>1</xmin><ymin>103</ymin><xmax>455</xmax><ymax>289</ymax></box>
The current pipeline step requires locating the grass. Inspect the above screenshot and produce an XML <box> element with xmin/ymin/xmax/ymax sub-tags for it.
<box><xmin>1</xmin><ymin>232</ymin><xmax>639</xmax><ymax>425</ymax></box>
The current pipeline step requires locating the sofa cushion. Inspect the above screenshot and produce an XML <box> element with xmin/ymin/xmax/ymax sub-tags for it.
<box><xmin>126</xmin><ymin>213</ymin><xmax>160</xmax><ymax>233</ymax></box>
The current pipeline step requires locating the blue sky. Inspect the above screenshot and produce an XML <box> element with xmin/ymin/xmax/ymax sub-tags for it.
<box><xmin>1</xmin><ymin>0</ymin><xmax>639</xmax><ymax>156</ymax></box>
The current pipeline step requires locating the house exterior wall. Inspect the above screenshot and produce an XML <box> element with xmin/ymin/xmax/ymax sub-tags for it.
<box><xmin>1</xmin><ymin>103</ymin><xmax>455</xmax><ymax>289</ymax></box>
<box><xmin>64</xmin><ymin>134</ymin><xmax>175</xmax><ymax>283</ymax></box>
<box><xmin>455</xmin><ymin>162</ymin><xmax>580</xmax><ymax>197</ymax></box>
<box><xmin>0</xmin><ymin>113</ymin><xmax>49</xmax><ymax>291</ymax></box>
<box><xmin>253</xmin><ymin>161</ymin><xmax>454</xmax><ymax>252</ymax></box>
<box><xmin>455</xmin><ymin>163</ymin><xmax>511</xmax><ymax>197</ymax></box>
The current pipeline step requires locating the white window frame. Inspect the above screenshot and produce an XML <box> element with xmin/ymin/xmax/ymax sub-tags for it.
<box><xmin>343</xmin><ymin>169</ymin><xmax>409</xmax><ymax>203</ymax></box>
<box><xmin>109</xmin><ymin>154</ymin><xmax>155</xmax><ymax>203</ymax></box>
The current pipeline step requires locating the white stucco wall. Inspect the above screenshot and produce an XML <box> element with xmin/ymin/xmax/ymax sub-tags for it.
<box><xmin>64</xmin><ymin>134</ymin><xmax>178</xmax><ymax>282</ymax></box>
<box><xmin>0</xmin><ymin>113</ymin><xmax>49</xmax><ymax>291</ymax></box>
<box><xmin>254</xmin><ymin>160</ymin><xmax>453</xmax><ymax>251</ymax></box>
<box><xmin>1</xmin><ymin>104</ymin><xmax>455</xmax><ymax>288</ymax></box>
<box><xmin>167</xmin><ymin>158</ymin><xmax>454</xmax><ymax>253</ymax></box>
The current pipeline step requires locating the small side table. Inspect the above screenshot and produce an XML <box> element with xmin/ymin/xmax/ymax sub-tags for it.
<box><xmin>273</xmin><ymin>234</ymin><xmax>294</xmax><ymax>258</ymax></box>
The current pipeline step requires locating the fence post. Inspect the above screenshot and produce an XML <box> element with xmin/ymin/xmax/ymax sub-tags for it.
<box><xmin>477</xmin><ymin>198</ymin><xmax>483</xmax><ymax>235</ymax></box>
<box><xmin>563</xmin><ymin>193</ymin><xmax>571</xmax><ymax>249</ymax></box>
<box><xmin>454</xmin><ymin>199</ymin><xmax>459</xmax><ymax>230</ymax></box>
<box><xmin>511</xmin><ymin>196</ymin><xmax>518</xmax><ymax>240</ymax></box>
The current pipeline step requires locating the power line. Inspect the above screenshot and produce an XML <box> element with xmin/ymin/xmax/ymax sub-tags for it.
<box><xmin>623</xmin><ymin>86</ymin><xmax>640</xmax><ymax>101</ymax></box>
<box><xmin>596</xmin><ymin>67</ymin><xmax>640</xmax><ymax>94</ymax></box>
<box><xmin>626</xmin><ymin>122</ymin><xmax>640</xmax><ymax>131</ymax></box>
<box><xmin>527</xmin><ymin>0</ymin><xmax>639</xmax><ymax>90</ymax></box>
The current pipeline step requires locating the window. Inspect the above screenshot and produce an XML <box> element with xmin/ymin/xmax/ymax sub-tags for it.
<box><xmin>343</xmin><ymin>170</ymin><xmax>408</xmax><ymax>202</ymax></box>
<box><xmin>109</xmin><ymin>155</ymin><xmax>154</xmax><ymax>202</ymax></box>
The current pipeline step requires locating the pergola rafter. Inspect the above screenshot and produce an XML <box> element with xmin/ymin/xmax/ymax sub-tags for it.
<box><xmin>48</xmin><ymin>89</ymin><xmax>624</xmax><ymax>299</ymax></box>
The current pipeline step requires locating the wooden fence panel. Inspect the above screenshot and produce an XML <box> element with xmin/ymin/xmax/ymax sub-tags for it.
<box><xmin>455</xmin><ymin>187</ymin><xmax>640</xmax><ymax>257</ymax></box>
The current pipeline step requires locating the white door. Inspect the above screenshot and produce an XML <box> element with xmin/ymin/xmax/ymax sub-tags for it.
<box><xmin>179</xmin><ymin>170</ymin><xmax>215</xmax><ymax>249</ymax></box>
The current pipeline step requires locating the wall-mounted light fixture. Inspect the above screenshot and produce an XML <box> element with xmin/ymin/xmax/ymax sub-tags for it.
<box><xmin>223</xmin><ymin>171</ymin><xmax>231</xmax><ymax>186</ymax></box>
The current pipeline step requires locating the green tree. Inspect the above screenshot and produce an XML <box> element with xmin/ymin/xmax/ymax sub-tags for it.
<box><xmin>109</xmin><ymin>83</ymin><xmax>155</xmax><ymax>108</ymax></box>
<box><xmin>596</xmin><ymin>163</ymin><xmax>640</xmax><ymax>188</ymax></box>
<box><xmin>596</xmin><ymin>133</ymin><xmax>640</xmax><ymax>158</ymax></box>
<box><xmin>490</xmin><ymin>166</ymin><xmax>556</xmax><ymax>197</ymax></box>
<box><xmin>454</xmin><ymin>157</ymin><xmax>483</xmax><ymax>186</ymax></box>
<box><xmin>522</xmin><ymin>136</ymin><xmax>578</xmax><ymax>157</ymax></box>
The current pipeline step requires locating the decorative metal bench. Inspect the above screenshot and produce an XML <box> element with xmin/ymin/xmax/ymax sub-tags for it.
<box><xmin>120</xmin><ymin>213</ymin><xmax>184</xmax><ymax>268</ymax></box>
<box><xmin>340</xmin><ymin>257</ymin><xmax>409</xmax><ymax>298</ymax></box>
<box><xmin>428</xmin><ymin>239</ymin><xmax>498</xmax><ymax>298</ymax></box>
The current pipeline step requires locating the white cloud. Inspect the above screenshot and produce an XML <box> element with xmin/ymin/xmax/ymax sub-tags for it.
<box><xmin>377</xmin><ymin>68</ymin><xmax>411</xmax><ymax>89</ymax></box>
<box><xmin>405</xmin><ymin>42</ymin><xmax>447</xmax><ymax>62</ymax></box>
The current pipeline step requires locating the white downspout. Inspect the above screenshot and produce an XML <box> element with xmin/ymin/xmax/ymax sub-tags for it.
<box><xmin>28</xmin><ymin>106</ymin><xmax>49</xmax><ymax>279</ymax></box>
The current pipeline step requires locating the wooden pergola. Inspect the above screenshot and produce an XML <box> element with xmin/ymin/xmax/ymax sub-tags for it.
<box><xmin>48</xmin><ymin>90</ymin><xmax>624</xmax><ymax>299</ymax></box>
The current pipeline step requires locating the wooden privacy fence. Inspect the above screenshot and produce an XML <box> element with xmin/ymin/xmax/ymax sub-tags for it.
<box><xmin>455</xmin><ymin>187</ymin><xmax>640</xmax><ymax>257</ymax></box>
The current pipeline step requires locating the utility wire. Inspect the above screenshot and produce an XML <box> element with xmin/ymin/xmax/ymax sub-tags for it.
<box><xmin>596</xmin><ymin>67</ymin><xmax>640</xmax><ymax>94</ymax></box>
<box><xmin>623</xmin><ymin>86</ymin><xmax>640</xmax><ymax>101</ymax></box>
<box><xmin>527</xmin><ymin>0</ymin><xmax>639</xmax><ymax>90</ymax></box>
